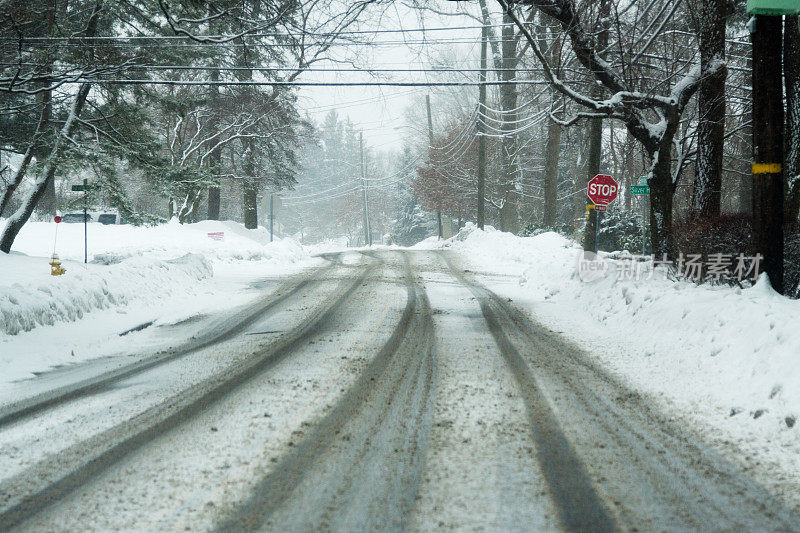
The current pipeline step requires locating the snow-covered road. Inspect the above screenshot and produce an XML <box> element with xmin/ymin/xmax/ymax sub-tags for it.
<box><xmin>0</xmin><ymin>250</ymin><xmax>797</xmax><ymax>531</ymax></box>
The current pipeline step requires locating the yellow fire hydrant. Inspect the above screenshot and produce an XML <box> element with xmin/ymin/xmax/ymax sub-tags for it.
<box><xmin>50</xmin><ymin>253</ymin><xmax>66</xmax><ymax>276</ymax></box>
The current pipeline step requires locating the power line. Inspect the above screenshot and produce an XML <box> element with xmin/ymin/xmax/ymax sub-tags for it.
<box><xmin>0</xmin><ymin>23</ymin><xmax>533</xmax><ymax>42</ymax></box>
<box><xmin>24</xmin><ymin>79</ymin><xmax>552</xmax><ymax>87</ymax></box>
<box><xmin>0</xmin><ymin>63</ymin><xmax>543</xmax><ymax>74</ymax></box>
<box><xmin>1</xmin><ymin>37</ymin><xmax>528</xmax><ymax>49</ymax></box>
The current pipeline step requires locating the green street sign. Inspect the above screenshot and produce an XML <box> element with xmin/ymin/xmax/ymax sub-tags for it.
<box><xmin>71</xmin><ymin>184</ymin><xmax>99</xmax><ymax>192</ymax></box>
<box><xmin>747</xmin><ymin>0</ymin><xmax>800</xmax><ymax>15</ymax></box>
<box><xmin>630</xmin><ymin>185</ymin><xmax>650</xmax><ymax>195</ymax></box>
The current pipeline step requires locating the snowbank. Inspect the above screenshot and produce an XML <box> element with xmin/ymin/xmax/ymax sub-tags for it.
<box><xmin>0</xmin><ymin>219</ymin><xmax>312</xmax><ymax>337</ymax></box>
<box><xmin>0</xmin><ymin>252</ymin><xmax>211</xmax><ymax>336</ymax></box>
<box><xmin>3</xmin><ymin>219</ymin><xmax>308</xmax><ymax>266</ymax></box>
<box><xmin>429</xmin><ymin>223</ymin><xmax>800</xmax><ymax>435</ymax></box>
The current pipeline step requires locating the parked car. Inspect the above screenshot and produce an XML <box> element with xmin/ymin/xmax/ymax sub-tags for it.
<box><xmin>97</xmin><ymin>213</ymin><xmax>118</xmax><ymax>225</ymax></box>
<box><xmin>62</xmin><ymin>213</ymin><xmax>93</xmax><ymax>223</ymax></box>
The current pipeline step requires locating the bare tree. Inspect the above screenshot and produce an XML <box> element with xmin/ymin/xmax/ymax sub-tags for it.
<box><xmin>499</xmin><ymin>0</ymin><xmax>715</xmax><ymax>256</ymax></box>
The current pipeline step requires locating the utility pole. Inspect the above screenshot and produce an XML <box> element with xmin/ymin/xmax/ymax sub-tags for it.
<box><xmin>427</xmin><ymin>94</ymin><xmax>443</xmax><ymax>239</ymax></box>
<box><xmin>360</xmin><ymin>132</ymin><xmax>371</xmax><ymax>246</ymax></box>
<box><xmin>206</xmin><ymin>59</ymin><xmax>221</xmax><ymax>220</ymax></box>
<box><xmin>269</xmin><ymin>193</ymin><xmax>274</xmax><ymax>242</ymax></box>
<box><xmin>83</xmin><ymin>178</ymin><xmax>87</xmax><ymax>264</ymax></box>
<box><xmin>206</xmin><ymin>9</ymin><xmax>221</xmax><ymax>221</ymax></box>
<box><xmin>751</xmin><ymin>13</ymin><xmax>785</xmax><ymax>293</ymax></box>
<box><xmin>477</xmin><ymin>24</ymin><xmax>488</xmax><ymax>230</ymax></box>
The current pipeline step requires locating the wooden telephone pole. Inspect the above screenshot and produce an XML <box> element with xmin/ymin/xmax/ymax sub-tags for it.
<box><xmin>360</xmin><ymin>132</ymin><xmax>371</xmax><ymax>247</ymax></box>
<box><xmin>426</xmin><ymin>94</ymin><xmax>443</xmax><ymax>239</ymax></box>
<box><xmin>477</xmin><ymin>24</ymin><xmax>488</xmax><ymax>230</ymax></box>
<box><xmin>750</xmin><ymin>4</ymin><xmax>793</xmax><ymax>293</ymax></box>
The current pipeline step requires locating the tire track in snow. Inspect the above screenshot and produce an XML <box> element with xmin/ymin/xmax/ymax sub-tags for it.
<box><xmin>215</xmin><ymin>251</ymin><xmax>436</xmax><ymax>532</ymax></box>
<box><xmin>440</xmin><ymin>251</ymin><xmax>617</xmax><ymax>532</ymax></box>
<box><xmin>441</xmin><ymin>250</ymin><xmax>800</xmax><ymax>531</ymax></box>
<box><xmin>0</xmin><ymin>259</ymin><xmax>375</xmax><ymax>531</ymax></box>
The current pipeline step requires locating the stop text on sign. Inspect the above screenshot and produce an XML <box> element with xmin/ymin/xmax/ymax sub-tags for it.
<box><xmin>589</xmin><ymin>183</ymin><xmax>617</xmax><ymax>196</ymax></box>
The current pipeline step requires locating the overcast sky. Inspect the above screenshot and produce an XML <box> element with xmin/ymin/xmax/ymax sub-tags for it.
<box><xmin>293</xmin><ymin>2</ymin><xmax>485</xmax><ymax>154</ymax></box>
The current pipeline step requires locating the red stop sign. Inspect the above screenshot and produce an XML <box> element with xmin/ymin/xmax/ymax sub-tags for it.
<box><xmin>54</xmin><ymin>216</ymin><xmax>62</xmax><ymax>223</ymax></box>
<box><xmin>587</xmin><ymin>174</ymin><xmax>619</xmax><ymax>207</ymax></box>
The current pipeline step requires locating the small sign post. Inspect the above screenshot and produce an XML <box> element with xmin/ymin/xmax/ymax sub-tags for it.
<box><xmin>586</xmin><ymin>174</ymin><xmax>619</xmax><ymax>253</ymax></box>
<box><xmin>630</xmin><ymin>177</ymin><xmax>650</xmax><ymax>255</ymax></box>
<box><xmin>71</xmin><ymin>179</ymin><xmax>98</xmax><ymax>263</ymax></box>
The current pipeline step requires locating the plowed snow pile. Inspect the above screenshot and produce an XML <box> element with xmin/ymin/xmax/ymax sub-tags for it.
<box><xmin>419</xmin><ymin>223</ymin><xmax>800</xmax><ymax>501</ymax></box>
<box><xmin>0</xmin><ymin>219</ymin><xmax>310</xmax><ymax>337</ymax></box>
<box><xmin>0</xmin><ymin>253</ymin><xmax>211</xmax><ymax>336</ymax></box>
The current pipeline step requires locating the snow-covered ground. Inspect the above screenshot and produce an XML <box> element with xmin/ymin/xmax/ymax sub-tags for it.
<box><xmin>417</xmin><ymin>223</ymin><xmax>800</xmax><ymax>508</ymax></box>
<box><xmin>0</xmin><ymin>219</ymin><xmax>317</xmax><ymax>386</ymax></box>
<box><xmin>4</xmin><ymin>216</ymin><xmax>799</xmax><ymax>515</ymax></box>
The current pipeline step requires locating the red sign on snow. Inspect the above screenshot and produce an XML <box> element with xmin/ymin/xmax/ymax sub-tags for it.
<box><xmin>587</xmin><ymin>174</ymin><xmax>619</xmax><ymax>208</ymax></box>
<box><xmin>54</xmin><ymin>216</ymin><xmax>62</xmax><ymax>223</ymax></box>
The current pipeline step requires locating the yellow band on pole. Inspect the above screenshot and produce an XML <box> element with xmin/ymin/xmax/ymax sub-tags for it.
<box><xmin>752</xmin><ymin>163</ymin><xmax>782</xmax><ymax>174</ymax></box>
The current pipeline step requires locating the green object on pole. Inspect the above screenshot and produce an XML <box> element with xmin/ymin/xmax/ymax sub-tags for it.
<box><xmin>746</xmin><ymin>0</ymin><xmax>800</xmax><ymax>15</ymax></box>
<box><xmin>71</xmin><ymin>184</ymin><xmax>87</xmax><ymax>192</ymax></box>
<box><xmin>630</xmin><ymin>185</ymin><xmax>650</xmax><ymax>195</ymax></box>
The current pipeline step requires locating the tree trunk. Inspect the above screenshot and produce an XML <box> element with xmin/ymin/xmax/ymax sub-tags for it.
<box><xmin>692</xmin><ymin>0</ymin><xmax>727</xmax><ymax>217</ymax></box>
<box><xmin>784</xmin><ymin>16</ymin><xmax>800</xmax><ymax>224</ymax></box>
<box><xmin>33</xmin><ymin>0</ymin><xmax>57</xmax><ymax>217</ymax></box>
<box><xmin>207</xmin><ymin>29</ymin><xmax>222</xmax><ymax>221</ymax></box>
<box><xmin>498</xmin><ymin>11</ymin><xmax>519</xmax><ymax>234</ymax></box>
<box><xmin>543</xmin><ymin>109</ymin><xmax>561</xmax><ymax>227</ymax></box>
<box><xmin>582</xmin><ymin>0</ymin><xmax>608</xmax><ymax>252</ymax></box>
<box><xmin>573</xmin><ymin>156</ymin><xmax>583</xmax><ymax>231</ymax></box>
<box><xmin>648</xmin><ymin>144</ymin><xmax>677</xmax><ymax>258</ymax></box>
<box><xmin>584</xmin><ymin>114</ymin><xmax>602</xmax><ymax>252</ymax></box>
<box><xmin>1</xmin><ymin>84</ymin><xmax>92</xmax><ymax>253</ymax></box>
<box><xmin>542</xmin><ymin>22</ymin><xmax>563</xmax><ymax>228</ymax></box>
<box><xmin>243</xmin><ymin>185</ymin><xmax>258</xmax><ymax>230</ymax></box>
<box><xmin>207</xmin><ymin>186</ymin><xmax>221</xmax><ymax>220</ymax></box>
<box><xmin>623</xmin><ymin>131</ymin><xmax>636</xmax><ymax>210</ymax></box>
<box><xmin>243</xmin><ymin>139</ymin><xmax>258</xmax><ymax>230</ymax></box>
<box><xmin>37</xmin><ymin>88</ymin><xmax>57</xmax><ymax>217</ymax></box>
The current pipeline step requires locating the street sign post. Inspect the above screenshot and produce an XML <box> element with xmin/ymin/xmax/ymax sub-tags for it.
<box><xmin>631</xmin><ymin>177</ymin><xmax>650</xmax><ymax>255</ymax></box>
<box><xmin>586</xmin><ymin>174</ymin><xmax>619</xmax><ymax>253</ymax></box>
<box><xmin>70</xmin><ymin>179</ymin><xmax>98</xmax><ymax>263</ymax></box>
